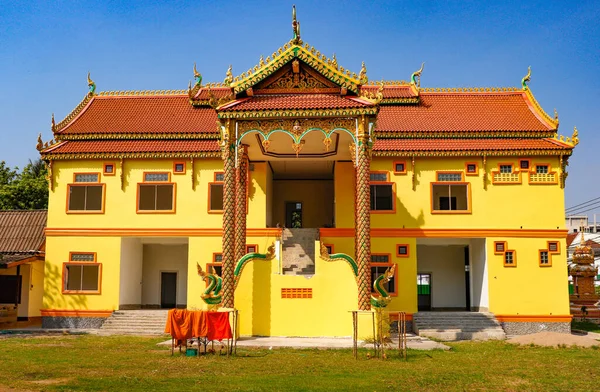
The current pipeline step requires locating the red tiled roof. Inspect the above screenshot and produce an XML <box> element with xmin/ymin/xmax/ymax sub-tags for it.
<box><xmin>567</xmin><ymin>233</ymin><xmax>578</xmax><ymax>247</ymax></box>
<box><xmin>361</xmin><ymin>85</ymin><xmax>416</xmax><ymax>98</ymax></box>
<box><xmin>45</xmin><ymin>140</ymin><xmax>220</xmax><ymax>154</ymax></box>
<box><xmin>59</xmin><ymin>95</ymin><xmax>218</xmax><ymax>134</ymax></box>
<box><xmin>373</xmin><ymin>138</ymin><xmax>572</xmax><ymax>152</ymax></box>
<box><xmin>194</xmin><ymin>87</ymin><xmax>233</xmax><ymax>100</ymax></box>
<box><xmin>0</xmin><ymin>210</ymin><xmax>47</xmax><ymax>253</ymax></box>
<box><xmin>219</xmin><ymin>94</ymin><xmax>372</xmax><ymax>111</ymax></box>
<box><xmin>376</xmin><ymin>92</ymin><xmax>554</xmax><ymax>132</ymax></box>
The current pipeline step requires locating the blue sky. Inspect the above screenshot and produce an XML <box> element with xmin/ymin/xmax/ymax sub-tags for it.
<box><xmin>0</xmin><ymin>1</ymin><xmax>598</xmax><ymax>212</ymax></box>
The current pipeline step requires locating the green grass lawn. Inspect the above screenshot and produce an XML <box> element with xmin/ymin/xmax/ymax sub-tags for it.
<box><xmin>0</xmin><ymin>335</ymin><xmax>599</xmax><ymax>391</ymax></box>
<box><xmin>572</xmin><ymin>320</ymin><xmax>600</xmax><ymax>333</ymax></box>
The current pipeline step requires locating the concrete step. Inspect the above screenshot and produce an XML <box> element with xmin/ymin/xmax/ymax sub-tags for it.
<box><xmin>413</xmin><ymin>312</ymin><xmax>506</xmax><ymax>341</ymax></box>
<box><xmin>100</xmin><ymin>310</ymin><xmax>169</xmax><ymax>334</ymax></box>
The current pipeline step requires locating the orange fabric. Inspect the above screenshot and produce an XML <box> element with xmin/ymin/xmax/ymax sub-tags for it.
<box><xmin>164</xmin><ymin>309</ymin><xmax>230</xmax><ymax>341</ymax></box>
<box><xmin>206</xmin><ymin>312</ymin><xmax>233</xmax><ymax>341</ymax></box>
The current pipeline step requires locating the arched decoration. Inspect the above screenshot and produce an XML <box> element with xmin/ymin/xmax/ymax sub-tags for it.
<box><xmin>236</xmin><ymin>119</ymin><xmax>357</xmax><ymax>148</ymax></box>
<box><xmin>233</xmin><ymin>243</ymin><xmax>276</xmax><ymax>289</ymax></box>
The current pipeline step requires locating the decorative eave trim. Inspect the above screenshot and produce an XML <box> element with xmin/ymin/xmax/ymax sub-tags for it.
<box><xmin>97</xmin><ymin>90</ymin><xmax>187</xmax><ymax>97</ymax></box>
<box><xmin>230</xmin><ymin>41</ymin><xmax>362</xmax><ymax>94</ymax></box>
<box><xmin>218</xmin><ymin>107</ymin><xmax>378</xmax><ymax>119</ymax></box>
<box><xmin>523</xmin><ymin>88</ymin><xmax>559</xmax><ymax>130</ymax></box>
<box><xmin>372</xmin><ymin>149</ymin><xmax>573</xmax><ymax>158</ymax></box>
<box><xmin>374</xmin><ymin>131</ymin><xmax>557</xmax><ymax>138</ymax></box>
<box><xmin>421</xmin><ymin>87</ymin><xmax>521</xmax><ymax>93</ymax></box>
<box><xmin>41</xmin><ymin>151</ymin><xmax>221</xmax><ymax>161</ymax></box>
<box><xmin>54</xmin><ymin>93</ymin><xmax>93</xmax><ymax>133</ymax></box>
<box><xmin>380</xmin><ymin>98</ymin><xmax>420</xmax><ymax>105</ymax></box>
<box><xmin>56</xmin><ymin>133</ymin><xmax>220</xmax><ymax>141</ymax></box>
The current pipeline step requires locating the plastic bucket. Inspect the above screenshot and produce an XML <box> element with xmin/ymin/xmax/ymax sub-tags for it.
<box><xmin>186</xmin><ymin>348</ymin><xmax>198</xmax><ymax>357</ymax></box>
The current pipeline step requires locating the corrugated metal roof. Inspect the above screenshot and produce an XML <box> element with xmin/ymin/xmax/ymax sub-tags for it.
<box><xmin>0</xmin><ymin>210</ymin><xmax>47</xmax><ymax>253</ymax></box>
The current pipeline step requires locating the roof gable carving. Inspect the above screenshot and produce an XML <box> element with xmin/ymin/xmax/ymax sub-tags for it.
<box><xmin>254</xmin><ymin>60</ymin><xmax>341</xmax><ymax>94</ymax></box>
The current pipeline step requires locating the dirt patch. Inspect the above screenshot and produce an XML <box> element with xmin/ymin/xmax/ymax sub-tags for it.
<box><xmin>29</xmin><ymin>378</ymin><xmax>71</xmax><ymax>385</ymax></box>
<box><xmin>508</xmin><ymin>331</ymin><xmax>600</xmax><ymax>348</ymax></box>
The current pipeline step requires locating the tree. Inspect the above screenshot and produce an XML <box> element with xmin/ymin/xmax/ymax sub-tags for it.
<box><xmin>0</xmin><ymin>159</ymin><xmax>49</xmax><ymax>210</ymax></box>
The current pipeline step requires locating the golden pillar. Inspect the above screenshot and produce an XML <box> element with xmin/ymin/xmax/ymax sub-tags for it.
<box><xmin>234</xmin><ymin>145</ymin><xmax>249</xmax><ymax>267</ymax></box>
<box><xmin>220</xmin><ymin>120</ymin><xmax>236</xmax><ymax>308</ymax></box>
<box><xmin>355</xmin><ymin>116</ymin><xmax>372</xmax><ymax>311</ymax></box>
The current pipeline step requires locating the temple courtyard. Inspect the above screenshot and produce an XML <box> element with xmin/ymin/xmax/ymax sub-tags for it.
<box><xmin>0</xmin><ymin>334</ymin><xmax>599</xmax><ymax>391</ymax></box>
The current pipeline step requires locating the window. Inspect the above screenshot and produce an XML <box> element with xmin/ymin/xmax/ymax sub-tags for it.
<box><xmin>393</xmin><ymin>161</ymin><xmax>406</xmax><ymax>174</ymax></box>
<box><xmin>494</xmin><ymin>242</ymin><xmax>506</xmax><ymax>254</ymax></box>
<box><xmin>209</xmin><ymin>172</ymin><xmax>225</xmax><ymax>212</ymax></box>
<box><xmin>465</xmin><ymin>163</ymin><xmax>478</xmax><ymax>175</ymax></box>
<box><xmin>173</xmin><ymin>162</ymin><xmax>186</xmax><ymax>174</ymax></box>
<box><xmin>370</xmin><ymin>172</ymin><xmax>394</xmax><ymax>212</ymax></box>
<box><xmin>396</xmin><ymin>244</ymin><xmax>409</xmax><ymax>257</ymax></box>
<box><xmin>519</xmin><ymin>160</ymin><xmax>530</xmax><ymax>170</ymax></box>
<box><xmin>63</xmin><ymin>252</ymin><xmax>101</xmax><ymax>294</ymax></box>
<box><xmin>548</xmin><ymin>241</ymin><xmax>559</xmax><ymax>253</ymax></box>
<box><xmin>437</xmin><ymin>172</ymin><xmax>463</xmax><ymax>182</ymax></box>
<box><xmin>536</xmin><ymin>165</ymin><xmax>549</xmax><ymax>174</ymax></box>
<box><xmin>103</xmin><ymin>163</ymin><xmax>115</xmax><ymax>176</ymax></box>
<box><xmin>370</xmin><ymin>184</ymin><xmax>393</xmax><ymax>211</ymax></box>
<box><xmin>431</xmin><ymin>183</ymin><xmax>470</xmax><ymax>212</ymax></box>
<box><xmin>499</xmin><ymin>165</ymin><xmax>513</xmax><ymax>174</ymax></box>
<box><xmin>144</xmin><ymin>172</ymin><xmax>169</xmax><ymax>182</ymax></box>
<box><xmin>539</xmin><ymin>251</ymin><xmax>550</xmax><ymax>266</ymax></box>
<box><xmin>68</xmin><ymin>173</ymin><xmax>104</xmax><ymax>213</ymax></box>
<box><xmin>246</xmin><ymin>245</ymin><xmax>258</xmax><ymax>254</ymax></box>
<box><xmin>207</xmin><ymin>253</ymin><xmax>223</xmax><ymax>278</ymax></box>
<box><xmin>138</xmin><ymin>172</ymin><xmax>175</xmax><ymax>213</ymax></box>
<box><xmin>370</xmin><ymin>254</ymin><xmax>396</xmax><ymax>294</ymax></box>
<box><xmin>370</xmin><ymin>172</ymin><xmax>388</xmax><ymax>182</ymax></box>
<box><xmin>504</xmin><ymin>251</ymin><xmax>515</xmax><ymax>267</ymax></box>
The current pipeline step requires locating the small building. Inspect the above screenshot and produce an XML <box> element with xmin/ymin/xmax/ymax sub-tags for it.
<box><xmin>0</xmin><ymin>210</ymin><xmax>46</xmax><ymax>323</ymax></box>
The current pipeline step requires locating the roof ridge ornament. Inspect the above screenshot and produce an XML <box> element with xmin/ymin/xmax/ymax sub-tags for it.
<box><xmin>572</xmin><ymin>126</ymin><xmax>579</xmax><ymax>146</ymax></box>
<box><xmin>411</xmin><ymin>63</ymin><xmax>425</xmax><ymax>87</ymax></box>
<box><xmin>224</xmin><ymin>65</ymin><xmax>233</xmax><ymax>86</ymax></box>
<box><xmin>359</xmin><ymin>62</ymin><xmax>368</xmax><ymax>84</ymax></box>
<box><xmin>522</xmin><ymin>66</ymin><xmax>531</xmax><ymax>90</ymax></box>
<box><xmin>51</xmin><ymin>113</ymin><xmax>56</xmax><ymax>133</ymax></box>
<box><xmin>292</xmin><ymin>5</ymin><xmax>301</xmax><ymax>44</ymax></box>
<box><xmin>87</xmin><ymin>72</ymin><xmax>96</xmax><ymax>96</ymax></box>
<box><xmin>193</xmin><ymin>63</ymin><xmax>202</xmax><ymax>87</ymax></box>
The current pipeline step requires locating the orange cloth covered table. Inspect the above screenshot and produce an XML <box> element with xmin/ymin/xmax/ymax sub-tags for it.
<box><xmin>165</xmin><ymin>309</ymin><xmax>232</xmax><ymax>341</ymax></box>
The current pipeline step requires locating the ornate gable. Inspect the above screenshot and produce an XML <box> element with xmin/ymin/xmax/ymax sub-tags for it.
<box><xmin>253</xmin><ymin>59</ymin><xmax>342</xmax><ymax>94</ymax></box>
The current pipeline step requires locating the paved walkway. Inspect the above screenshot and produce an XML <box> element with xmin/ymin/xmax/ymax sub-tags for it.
<box><xmin>158</xmin><ymin>335</ymin><xmax>449</xmax><ymax>351</ymax></box>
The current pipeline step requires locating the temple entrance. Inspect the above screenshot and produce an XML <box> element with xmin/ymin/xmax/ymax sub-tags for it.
<box><xmin>285</xmin><ymin>202</ymin><xmax>303</xmax><ymax>228</ymax></box>
<box><xmin>119</xmin><ymin>238</ymin><xmax>188</xmax><ymax>309</ymax></box>
<box><xmin>160</xmin><ymin>272</ymin><xmax>177</xmax><ymax>309</ymax></box>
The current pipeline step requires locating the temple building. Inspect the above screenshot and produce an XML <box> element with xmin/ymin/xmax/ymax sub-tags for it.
<box><xmin>39</xmin><ymin>9</ymin><xmax>578</xmax><ymax>337</ymax></box>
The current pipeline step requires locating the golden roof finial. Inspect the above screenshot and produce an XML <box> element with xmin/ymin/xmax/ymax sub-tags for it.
<box><xmin>292</xmin><ymin>5</ymin><xmax>301</xmax><ymax>44</ymax></box>
<box><xmin>522</xmin><ymin>66</ymin><xmax>531</xmax><ymax>90</ymax></box>
<box><xmin>259</xmin><ymin>55</ymin><xmax>265</xmax><ymax>67</ymax></box>
<box><xmin>224</xmin><ymin>65</ymin><xmax>233</xmax><ymax>86</ymax></box>
<box><xmin>36</xmin><ymin>133</ymin><xmax>43</xmax><ymax>151</ymax></box>
<box><xmin>187</xmin><ymin>81</ymin><xmax>193</xmax><ymax>98</ymax></box>
<box><xmin>359</xmin><ymin>62</ymin><xmax>368</xmax><ymax>84</ymax></box>
<box><xmin>87</xmin><ymin>72</ymin><xmax>96</xmax><ymax>95</ymax></box>
<box><xmin>572</xmin><ymin>126</ymin><xmax>579</xmax><ymax>146</ymax></box>
<box><xmin>411</xmin><ymin>62</ymin><xmax>425</xmax><ymax>87</ymax></box>
<box><xmin>193</xmin><ymin>63</ymin><xmax>202</xmax><ymax>86</ymax></box>
<box><xmin>332</xmin><ymin>53</ymin><xmax>338</xmax><ymax>70</ymax></box>
<box><xmin>580</xmin><ymin>219</ymin><xmax>586</xmax><ymax>245</ymax></box>
<box><xmin>51</xmin><ymin>113</ymin><xmax>56</xmax><ymax>133</ymax></box>
<box><xmin>554</xmin><ymin>108</ymin><xmax>559</xmax><ymax>121</ymax></box>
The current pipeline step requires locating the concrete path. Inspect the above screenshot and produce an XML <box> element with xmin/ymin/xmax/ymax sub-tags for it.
<box><xmin>158</xmin><ymin>335</ymin><xmax>449</xmax><ymax>351</ymax></box>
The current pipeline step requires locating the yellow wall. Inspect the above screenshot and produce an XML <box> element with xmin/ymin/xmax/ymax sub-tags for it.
<box><xmin>334</xmin><ymin>162</ymin><xmax>355</xmax><ymax>228</ymax></box>
<box><xmin>272</xmin><ymin>180</ymin><xmax>334</xmax><ymax>228</ymax></box>
<box><xmin>44</xmin><ymin>236</ymin><xmax>121</xmax><ymax>311</ymax></box>
<box><xmin>48</xmin><ymin>159</ymin><xmax>266</xmax><ymax>230</ymax></box>
<box><xmin>486</xmin><ymin>237</ymin><xmax>570</xmax><ymax>315</ymax></box>
<box><xmin>370</xmin><ymin>156</ymin><xmax>565</xmax><ymax>230</ymax></box>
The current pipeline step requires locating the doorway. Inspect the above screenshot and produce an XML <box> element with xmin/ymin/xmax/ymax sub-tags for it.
<box><xmin>417</xmin><ymin>273</ymin><xmax>431</xmax><ymax>311</ymax></box>
<box><xmin>160</xmin><ymin>272</ymin><xmax>177</xmax><ymax>309</ymax></box>
<box><xmin>285</xmin><ymin>202</ymin><xmax>303</xmax><ymax>228</ymax></box>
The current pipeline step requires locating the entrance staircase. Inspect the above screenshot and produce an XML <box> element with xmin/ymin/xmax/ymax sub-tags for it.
<box><xmin>413</xmin><ymin>312</ymin><xmax>506</xmax><ymax>341</ymax></box>
<box><xmin>281</xmin><ymin>228</ymin><xmax>318</xmax><ymax>275</ymax></box>
<box><xmin>99</xmin><ymin>310</ymin><xmax>169</xmax><ymax>335</ymax></box>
